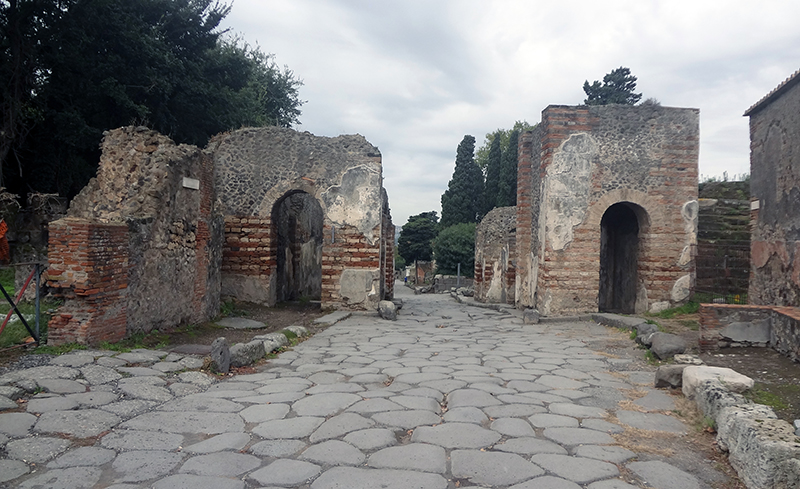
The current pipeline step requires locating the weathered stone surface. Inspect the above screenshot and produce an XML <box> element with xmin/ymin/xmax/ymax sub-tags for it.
<box><xmin>491</xmin><ymin>417</ymin><xmax>535</xmax><ymax>436</ymax></box>
<box><xmin>682</xmin><ymin>366</ymin><xmax>754</xmax><ymax>399</ymax></box>
<box><xmin>310</xmin><ymin>412</ymin><xmax>374</xmax><ymax>442</ymax></box>
<box><xmin>239</xmin><ymin>403</ymin><xmax>290</xmax><ymax>423</ymax></box>
<box><xmin>542</xmin><ymin>427</ymin><xmax>615</xmax><ymax>446</ymax></box>
<box><xmin>493</xmin><ymin>436</ymin><xmax>568</xmax><ymax>455</ymax></box>
<box><xmin>17</xmin><ymin>466</ymin><xmax>102</xmax><ymax>489</ymax></box>
<box><xmin>616</xmin><ymin>411</ymin><xmax>686</xmax><ymax>433</ymax></box>
<box><xmin>67</xmin><ymin>390</ymin><xmax>119</xmax><ymax>408</ymax></box>
<box><xmin>248</xmin><ymin>439</ymin><xmax>306</xmax><ymax>458</ymax></box>
<box><xmin>299</xmin><ymin>439</ymin><xmax>366</xmax><ymax>466</ymax></box>
<box><xmin>371</xmin><ymin>409</ymin><xmax>441</xmax><ymax>429</ymax></box>
<box><xmin>649</xmin><ymin>332</ymin><xmax>686</xmax><ymax>359</ymax></box>
<box><xmin>720</xmin><ymin>320</ymin><xmax>771</xmax><ymax>344</ymax></box>
<box><xmin>529</xmin><ymin>453</ymin><xmax>619</xmax><ymax>484</ymax></box>
<box><xmin>210</xmin><ymin>337</ymin><xmax>230</xmax><ymax>373</ymax></box>
<box><xmin>160</xmin><ymin>395</ymin><xmax>242</xmax><ymax>413</ymax></box>
<box><xmin>309</xmin><ymin>467</ymin><xmax>447</xmax><ymax>489</ymax></box>
<box><xmin>183</xmin><ymin>432</ymin><xmax>250</xmax><ymax>454</ymax></box>
<box><xmin>152</xmin><ymin>474</ymin><xmax>245</xmax><ymax>489</ymax></box>
<box><xmin>627</xmin><ymin>460</ymin><xmax>701</xmax><ymax>489</ymax></box>
<box><xmin>343</xmin><ymin>428</ymin><xmax>397</xmax><ymax>450</ymax></box>
<box><xmin>523</xmin><ymin>309</ymin><xmax>540</xmax><ymax>324</ymax></box>
<box><xmin>634</xmin><ymin>322</ymin><xmax>659</xmax><ymax>344</ymax></box>
<box><xmin>368</xmin><ymin>443</ymin><xmax>446</xmax><ymax>473</ymax></box>
<box><xmin>101</xmin><ymin>430</ymin><xmax>184</xmax><ymax>451</ymax></box>
<box><xmin>655</xmin><ymin>365</ymin><xmax>687</xmax><ymax>388</ymax></box>
<box><xmin>378</xmin><ymin>300</ymin><xmax>397</xmax><ymax>320</ymax></box>
<box><xmin>229</xmin><ymin>340</ymin><xmax>266</xmax><ymax>367</ymax></box>
<box><xmin>573</xmin><ymin>445</ymin><xmax>636</xmax><ymax>464</ymax></box>
<box><xmin>37</xmin><ymin>378</ymin><xmax>87</xmax><ymax>394</ymax></box>
<box><xmin>0</xmin><ymin>459</ymin><xmax>29</xmax><ymax>483</ymax></box>
<box><xmin>120</xmin><ymin>411</ymin><xmax>244</xmax><ymax>434</ymax></box>
<box><xmin>5</xmin><ymin>436</ymin><xmax>72</xmax><ymax>463</ymax></box>
<box><xmin>293</xmin><ymin>392</ymin><xmax>361</xmax><ymax>417</ymax></box>
<box><xmin>48</xmin><ymin>447</ymin><xmax>116</xmax><ymax>468</ymax></box>
<box><xmin>216</xmin><ymin>317</ymin><xmax>267</xmax><ymax>329</ymax></box>
<box><xmin>411</xmin><ymin>422</ymin><xmax>501</xmax><ymax>448</ymax></box>
<box><xmin>112</xmin><ymin>450</ymin><xmax>184</xmax><ymax>482</ymax></box>
<box><xmin>179</xmin><ymin>452</ymin><xmax>262</xmax><ymax>477</ymax></box>
<box><xmin>252</xmin><ymin>416</ymin><xmax>324</xmax><ymax>439</ymax></box>
<box><xmin>247</xmin><ymin>458</ymin><xmax>321</xmax><ymax>487</ymax></box>
<box><xmin>451</xmin><ymin>449</ymin><xmax>544</xmax><ymax>485</ymax></box>
<box><xmin>119</xmin><ymin>382</ymin><xmax>173</xmax><ymax>402</ymax></box>
<box><xmin>27</xmin><ymin>395</ymin><xmax>80</xmax><ymax>413</ymax></box>
<box><xmin>34</xmin><ymin>409</ymin><xmax>121</xmax><ymax>438</ymax></box>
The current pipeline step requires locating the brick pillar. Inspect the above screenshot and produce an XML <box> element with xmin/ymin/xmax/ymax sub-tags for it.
<box><xmin>47</xmin><ymin>218</ymin><xmax>129</xmax><ymax>345</ymax></box>
<box><xmin>515</xmin><ymin>130</ymin><xmax>534</xmax><ymax>308</ymax></box>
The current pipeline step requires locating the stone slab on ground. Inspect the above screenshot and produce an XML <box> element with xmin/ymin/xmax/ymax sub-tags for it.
<box><xmin>682</xmin><ymin>366</ymin><xmax>754</xmax><ymax>399</ymax></box>
<box><xmin>215</xmin><ymin>317</ymin><xmax>268</xmax><ymax>329</ymax></box>
<box><xmin>313</xmin><ymin>311</ymin><xmax>352</xmax><ymax>326</ymax></box>
<box><xmin>627</xmin><ymin>460</ymin><xmax>701</xmax><ymax>489</ymax></box>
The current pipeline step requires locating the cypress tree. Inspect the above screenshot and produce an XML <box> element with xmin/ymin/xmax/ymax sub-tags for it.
<box><xmin>440</xmin><ymin>135</ymin><xmax>483</xmax><ymax>228</ymax></box>
<box><xmin>497</xmin><ymin>129</ymin><xmax>519</xmax><ymax>207</ymax></box>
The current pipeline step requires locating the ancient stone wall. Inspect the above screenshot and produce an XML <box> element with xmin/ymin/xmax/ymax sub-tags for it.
<box><xmin>47</xmin><ymin>127</ymin><xmax>223</xmax><ymax>343</ymax></box>
<box><xmin>745</xmin><ymin>71</ymin><xmax>800</xmax><ymax>306</ymax></box>
<box><xmin>474</xmin><ymin>206</ymin><xmax>516</xmax><ymax>304</ymax></box>
<box><xmin>515</xmin><ymin>105</ymin><xmax>698</xmax><ymax>316</ymax></box>
<box><xmin>210</xmin><ymin>127</ymin><xmax>391</xmax><ymax>310</ymax></box>
<box><xmin>699</xmin><ymin>303</ymin><xmax>800</xmax><ymax>361</ymax></box>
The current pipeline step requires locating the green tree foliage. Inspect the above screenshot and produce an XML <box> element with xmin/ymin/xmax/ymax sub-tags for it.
<box><xmin>398</xmin><ymin>211</ymin><xmax>438</xmax><ymax>264</ymax></box>
<box><xmin>475</xmin><ymin>120</ymin><xmax>534</xmax><ymax>170</ymax></box>
<box><xmin>497</xmin><ymin>129</ymin><xmax>519</xmax><ymax>207</ymax></box>
<box><xmin>393</xmin><ymin>247</ymin><xmax>406</xmax><ymax>270</ymax></box>
<box><xmin>440</xmin><ymin>135</ymin><xmax>483</xmax><ymax>228</ymax></box>
<box><xmin>0</xmin><ymin>0</ymin><xmax>303</xmax><ymax>197</ymax></box>
<box><xmin>583</xmin><ymin>67</ymin><xmax>642</xmax><ymax>106</ymax></box>
<box><xmin>432</xmin><ymin>222</ymin><xmax>476</xmax><ymax>277</ymax></box>
<box><xmin>482</xmin><ymin>136</ymin><xmax>501</xmax><ymax>216</ymax></box>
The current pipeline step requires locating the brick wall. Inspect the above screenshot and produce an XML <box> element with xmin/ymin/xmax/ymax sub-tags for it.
<box><xmin>699</xmin><ymin>303</ymin><xmax>800</xmax><ymax>361</ymax></box>
<box><xmin>47</xmin><ymin>219</ymin><xmax>128</xmax><ymax>344</ymax></box>
<box><xmin>516</xmin><ymin>105</ymin><xmax>698</xmax><ymax>315</ymax></box>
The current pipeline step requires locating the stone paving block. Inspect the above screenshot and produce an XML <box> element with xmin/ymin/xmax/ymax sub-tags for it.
<box><xmin>2</xmin><ymin>365</ymin><xmax>80</xmax><ymax>382</ymax></box>
<box><xmin>543</xmin><ymin>427</ymin><xmax>615</xmax><ymax>446</ymax></box>
<box><xmin>508</xmin><ymin>475</ymin><xmax>582</xmax><ymax>489</ymax></box>
<box><xmin>309</xmin><ymin>412</ymin><xmax>375</xmax><ymax>442</ymax></box>
<box><xmin>300</xmin><ymin>439</ymin><xmax>366</xmax><ymax>466</ymax></box>
<box><xmin>152</xmin><ymin>474</ymin><xmax>245</xmax><ymax>489</ymax></box>
<box><xmin>99</xmin><ymin>400</ymin><xmax>158</xmax><ymax>419</ymax></box>
<box><xmin>528</xmin><ymin>413</ymin><xmax>580</xmax><ymax>428</ymax></box>
<box><xmin>0</xmin><ymin>459</ymin><xmax>29</xmax><ymax>483</ymax></box>
<box><xmin>308</xmin><ymin>371</ymin><xmax>347</xmax><ymax>384</ymax></box>
<box><xmin>371</xmin><ymin>409</ymin><xmax>441</xmax><ymax>429</ymax></box>
<box><xmin>389</xmin><ymin>395</ymin><xmax>441</xmax><ymax>412</ymax></box>
<box><xmin>402</xmin><ymin>387</ymin><xmax>444</xmax><ymax>401</ymax></box>
<box><xmin>183</xmin><ymin>432</ymin><xmax>250</xmax><ymax>454</ymax></box>
<box><xmin>151</xmin><ymin>361</ymin><xmax>185</xmax><ymax>373</ymax></box>
<box><xmin>160</xmin><ymin>395</ymin><xmax>243</xmax><ymax>413</ymax></box>
<box><xmin>100</xmin><ymin>430</ymin><xmax>184</xmax><ymax>451</ymax></box>
<box><xmin>252</xmin><ymin>416</ymin><xmax>325</xmax><ymax>439</ymax></box>
<box><xmin>347</xmin><ymin>397</ymin><xmax>404</xmax><ymax>414</ymax></box>
<box><xmin>343</xmin><ymin>428</ymin><xmax>397</xmax><ymax>450</ymax></box>
<box><xmin>491</xmin><ymin>417</ymin><xmax>536</xmax><ymax>436</ymax></box>
<box><xmin>451</xmin><ymin>449</ymin><xmax>544</xmax><ymax>485</ymax></box>
<box><xmin>293</xmin><ymin>392</ymin><xmax>362</xmax><ymax>416</ymax></box>
<box><xmin>309</xmin><ymin>466</ymin><xmax>447</xmax><ymax>489</ymax></box>
<box><xmin>530</xmin><ymin>453</ymin><xmax>619</xmax><ymax>484</ymax></box>
<box><xmin>247</xmin><ymin>458</ymin><xmax>321</xmax><ymax>487</ymax></box>
<box><xmin>484</xmin><ymin>403</ymin><xmax>546</xmax><ymax>418</ymax></box>
<box><xmin>411</xmin><ymin>422</ymin><xmax>501</xmax><ymax>448</ymax></box>
<box><xmin>120</xmin><ymin>411</ymin><xmax>244</xmax><ymax>434</ymax></box>
<box><xmin>573</xmin><ymin>445</ymin><xmax>636</xmax><ymax>463</ymax></box>
<box><xmin>249</xmin><ymin>439</ymin><xmax>307</xmax><ymax>457</ymax></box>
<box><xmin>169</xmin><ymin>383</ymin><xmax>203</xmax><ymax>397</ymax></box>
<box><xmin>179</xmin><ymin>451</ymin><xmax>262</xmax><ymax>477</ymax></box>
<box><xmin>117</xmin><ymin>366</ymin><xmax>166</xmax><ymax>377</ymax></box>
<box><xmin>119</xmin><ymin>382</ymin><xmax>173</xmax><ymax>402</ymax></box>
<box><xmin>48</xmin><ymin>446</ymin><xmax>116</xmax><ymax>468</ymax></box>
<box><xmin>494</xmin><ymin>437</ymin><xmax>568</xmax><ymax>455</ymax></box>
<box><xmin>0</xmin><ymin>385</ymin><xmax>23</xmax><ymax>399</ymax></box>
<box><xmin>50</xmin><ymin>354</ymin><xmax>95</xmax><ymax>367</ymax></box>
<box><xmin>443</xmin><ymin>406</ymin><xmax>488</xmax><ymax>424</ymax></box>
<box><xmin>549</xmin><ymin>403</ymin><xmax>607</xmax><ymax>418</ymax></box>
<box><xmin>37</xmin><ymin>378</ymin><xmax>87</xmax><ymax>394</ymax></box>
<box><xmin>586</xmin><ymin>480</ymin><xmax>642</xmax><ymax>489</ymax></box>
<box><xmin>178</xmin><ymin>356</ymin><xmax>205</xmax><ymax>369</ymax></box>
<box><xmin>17</xmin><ymin>466</ymin><xmax>102</xmax><ymax>489</ymax></box>
<box><xmin>34</xmin><ymin>409</ymin><xmax>121</xmax><ymax>438</ymax></box>
<box><xmin>112</xmin><ymin>450</ymin><xmax>185</xmax><ymax>482</ymax></box>
<box><xmin>27</xmin><ymin>395</ymin><xmax>80</xmax><ymax>413</ymax></box>
<box><xmin>419</xmin><ymin>379</ymin><xmax>467</xmax><ymax>393</ymax></box>
<box><xmin>633</xmin><ymin>389</ymin><xmax>676</xmax><ymax>411</ymax></box>
<box><xmin>447</xmin><ymin>388</ymin><xmax>503</xmax><ymax>408</ymax></box>
<box><xmin>178</xmin><ymin>371</ymin><xmax>216</xmax><ymax>386</ymax></box>
<box><xmin>627</xmin><ymin>460</ymin><xmax>701</xmax><ymax>489</ymax></box>
<box><xmin>96</xmin><ymin>356</ymin><xmax>128</xmax><ymax>368</ymax></box>
<box><xmin>118</xmin><ymin>375</ymin><xmax>167</xmax><ymax>386</ymax></box>
<box><xmin>368</xmin><ymin>443</ymin><xmax>446</xmax><ymax>473</ymax></box>
<box><xmin>581</xmin><ymin>418</ymin><xmax>624</xmax><ymax>433</ymax></box>
<box><xmin>306</xmin><ymin>382</ymin><xmax>364</xmax><ymax>394</ymax></box>
<box><xmin>616</xmin><ymin>410</ymin><xmax>686</xmax><ymax>433</ymax></box>
<box><xmin>6</xmin><ymin>436</ymin><xmax>72</xmax><ymax>463</ymax></box>
<box><xmin>239</xmin><ymin>403</ymin><xmax>290</xmax><ymax>423</ymax></box>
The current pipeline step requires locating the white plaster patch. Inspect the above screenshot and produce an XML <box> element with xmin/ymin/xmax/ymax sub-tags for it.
<box><xmin>649</xmin><ymin>301</ymin><xmax>671</xmax><ymax>313</ymax></box>
<box><xmin>543</xmin><ymin>134</ymin><xmax>596</xmax><ymax>251</ymax></box>
<box><xmin>322</xmin><ymin>165</ymin><xmax>382</xmax><ymax>245</ymax></box>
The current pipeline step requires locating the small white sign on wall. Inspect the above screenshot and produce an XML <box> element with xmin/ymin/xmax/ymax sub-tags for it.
<box><xmin>182</xmin><ymin>177</ymin><xmax>200</xmax><ymax>190</ymax></box>
<box><xmin>750</xmin><ymin>200</ymin><xmax>760</xmax><ymax>210</ymax></box>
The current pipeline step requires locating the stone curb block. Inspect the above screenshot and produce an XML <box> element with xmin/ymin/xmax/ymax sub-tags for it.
<box><xmin>691</xmin><ymin>379</ymin><xmax>800</xmax><ymax>489</ymax></box>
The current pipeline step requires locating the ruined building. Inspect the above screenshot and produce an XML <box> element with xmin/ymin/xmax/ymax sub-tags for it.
<box><xmin>475</xmin><ymin>104</ymin><xmax>699</xmax><ymax>316</ymax></box>
<box><xmin>47</xmin><ymin>126</ymin><xmax>394</xmax><ymax>344</ymax></box>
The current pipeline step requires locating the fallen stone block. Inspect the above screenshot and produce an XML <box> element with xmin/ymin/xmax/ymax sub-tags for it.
<box><xmin>682</xmin><ymin>366</ymin><xmax>754</xmax><ymax>400</ymax></box>
<box><xmin>673</xmin><ymin>354</ymin><xmax>704</xmax><ymax>365</ymax></box>
<box><xmin>591</xmin><ymin>313</ymin><xmax>646</xmax><ymax>331</ymax></box>
<box><xmin>523</xmin><ymin>309</ymin><xmax>540</xmax><ymax>325</ymax></box>
<box><xmin>284</xmin><ymin>325</ymin><xmax>308</xmax><ymax>337</ymax></box>
<box><xmin>378</xmin><ymin>300</ymin><xmax>397</xmax><ymax>320</ymax></box>
<box><xmin>634</xmin><ymin>323</ymin><xmax>659</xmax><ymax>345</ymax></box>
<box><xmin>230</xmin><ymin>340</ymin><xmax>266</xmax><ymax>368</ymax></box>
<box><xmin>649</xmin><ymin>332</ymin><xmax>686</xmax><ymax>360</ymax></box>
<box><xmin>209</xmin><ymin>337</ymin><xmax>230</xmax><ymax>374</ymax></box>
<box><xmin>655</xmin><ymin>365</ymin><xmax>687</xmax><ymax>388</ymax></box>
<box><xmin>391</xmin><ymin>298</ymin><xmax>403</xmax><ymax>310</ymax></box>
<box><xmin>253</xmin><ymin>333</ymin><xmax>289</xmax><ymax>353</ymax></box>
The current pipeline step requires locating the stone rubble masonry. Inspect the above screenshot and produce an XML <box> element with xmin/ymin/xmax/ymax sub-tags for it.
<box><xmin>47</xmin><ymin>125</ymin><xmax>393</xmax><ymax>344</ymax></box>
<box><xmin>512</xmin><ymin>104</ymin><xmax>699</xmax><ymax>315</ymax></box>
<box><xmin>745</xmin><ymin>69</ymin><xmax>800</xmax><ymax>307</ymax></box>
<box><xmin>474</xmin><ymin>206</ymin><xmax>516</xmax><ymax>304</ymax></box>
<box><xmin>699</xmin><ymin>303</ymin><xmax>800</xmax><ymax>361</ymax></box>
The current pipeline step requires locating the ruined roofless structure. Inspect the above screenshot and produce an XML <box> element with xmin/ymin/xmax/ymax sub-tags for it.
<box><xmin>46</xmin><ymin>126</ymin><xmax>395</xmax><ymax>344</ymax></box>
<box><xmin>475</xmin><ymin>104</ymin><xmax>699</xmax><ymax>316</ymax></box>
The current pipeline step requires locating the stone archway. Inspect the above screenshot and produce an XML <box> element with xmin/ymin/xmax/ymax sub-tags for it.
<box><xmin>272</xmin><ymin>191</ymin><xmax>323</xmax><ymax>302</ymax></box>
<box><xmin>599</xmin><ymin>202</ymin><xmax>647</xmax><ymax>313</ymax></box>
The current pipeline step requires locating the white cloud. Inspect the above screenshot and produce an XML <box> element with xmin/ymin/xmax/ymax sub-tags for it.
<box><xmin>222</xmin><ymin>0</ymin><xmax>800</xmax><ymax>226</ymax></box>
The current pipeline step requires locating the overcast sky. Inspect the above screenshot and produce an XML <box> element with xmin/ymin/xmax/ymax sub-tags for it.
<box><xmin>222</xmin><ymin>0</ymin><xmax>800</xmax><ymax>227</ymax></box>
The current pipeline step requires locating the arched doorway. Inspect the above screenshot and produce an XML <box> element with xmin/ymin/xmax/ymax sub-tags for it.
<box><xmin>272</xmin><ymin>191</ymin><xmax>323</xmax><ymax>302</ymax></box>
<box><xmin>599</xmin><ymin>202</ymin><xmax>645</xmax><ymax>313</ymax></box>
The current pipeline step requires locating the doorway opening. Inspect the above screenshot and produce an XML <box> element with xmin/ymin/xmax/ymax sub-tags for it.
<box><xmin>272</xmin><ymin>191</ymin><xmax>323</xmax><ymax>302</ymax></box>
<box><xmin>599</xmin><ymin>202</ymin><xmax>645</xmax><ymax>313</ymax></box>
